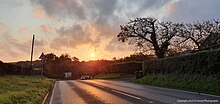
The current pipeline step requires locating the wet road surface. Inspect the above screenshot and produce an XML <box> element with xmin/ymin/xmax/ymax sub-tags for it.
<box><xmin>49</xmin><ymin>80</ymin><xmax>220</xmax><ymax>104</ymax></box>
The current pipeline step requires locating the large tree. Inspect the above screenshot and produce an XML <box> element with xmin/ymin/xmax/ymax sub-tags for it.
<box><xmin>117</xmin><ymin>17</ymin><xmax>182</xmax><ymax>58</ymax></box>
<box><xmin>45</xmin><ymin>53</ymin><xmax>57</xmax><ymax>62</ymax></box>
<box><xmin>178</xmin><ymin>19</ymin><xmax>220</xmax><ymax>49</ymax></box>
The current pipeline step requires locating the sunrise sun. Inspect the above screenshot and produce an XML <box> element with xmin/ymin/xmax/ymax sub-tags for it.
<box><xmin>90</xmin><ymin>53</ymin><xmax>95</xmax><ymax>57</ymax></box>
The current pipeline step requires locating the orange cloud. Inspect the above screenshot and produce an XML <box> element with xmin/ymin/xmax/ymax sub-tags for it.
<box><xmin>32</xmin><ymin>6</ymin><xmax>51</xmax><ymax>19</ymax></box>
<box><xmin>40</xmin><ymin>24</ymin><xmax>52</xmax><ymax>33</ymax></box>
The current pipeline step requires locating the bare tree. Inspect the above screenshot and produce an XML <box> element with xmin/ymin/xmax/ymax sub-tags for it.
<box><xmin>178</xmin><ymin>19</ymin><xmax>220</xmax><ymax>49</ymax></box>
<box><xmin>203</xmin><ymin>19</ymin><xmax>220</xmax><ymax>34</ymax></box>
<box><xmin>117</xmin><ymin>17</ymin><xmax>182</xmax><ymax>58</ymax></box>
<box><xmin>178</xmin><ymin>22</ymin><xmax>207</xmax><ymax>49</ymax></box>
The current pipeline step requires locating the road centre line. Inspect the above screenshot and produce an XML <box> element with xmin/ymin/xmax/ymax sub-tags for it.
<box><xmin>111</xmin><ymin>89</ymin><xmax>141</xmax><ymax>100</ymax></box>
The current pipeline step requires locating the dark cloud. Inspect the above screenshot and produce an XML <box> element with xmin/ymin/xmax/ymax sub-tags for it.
<box><xmin>29</xmin><ymin>0</ymin><xmax>174</xmax><ymax>52</ymax></box>
<box><xmin>30</xmin><ymin>0</ymin><xmax>170</xmax><ymax>27</ymax></box>
<box><xmin>30</xmin><ymin>0</ymin><xmax>86</xmax><ymax>20</ymax></box>
<box><xmin>119</xmin><ymin>0</ymin><xmax>169</xmax><ymax>16</ymax></box>
<box><xmin>164</xmin><ymin>0</ymin><xmax>220</xmax><ymax>22</ymax></box>
<box><xmin>87</xmin><ymin>0</ymin><xmax>117</xmax><ymax>25</ymax></box>
<box><xmin>50</xmin><ymin>24</ymin><xmax>100</xmax><ymax>49</ymax></box>
<box><xmin>105</xmin><ymin>37</ymin><xmax>135</xmax><ymax>52</ymax></box>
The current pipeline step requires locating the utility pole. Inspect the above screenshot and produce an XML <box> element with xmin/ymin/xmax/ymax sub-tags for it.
<box><xmin>30</xmin><ymin>35</ymin><xmax>35</xmax><ymax>75</ymax></box>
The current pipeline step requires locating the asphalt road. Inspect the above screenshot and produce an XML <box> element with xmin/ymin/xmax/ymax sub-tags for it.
<box><xmin>49</xmin><ymin>80</ymin><xmax>220</xmax><ymax>104</ymax></box>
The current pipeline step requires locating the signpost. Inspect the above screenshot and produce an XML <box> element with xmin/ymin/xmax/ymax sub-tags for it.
<box><xmin>39</xmin><ymin>52</ymin><xmax>45</xmax><ymax>76</ymax></box>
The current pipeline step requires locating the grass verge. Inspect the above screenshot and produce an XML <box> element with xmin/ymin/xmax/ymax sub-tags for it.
<box><xmin>135</xmin><ymin>74</ymin><xmax>220</xmax><ymax>96</ymax></box>
<box><xmin>0</xmin><ymin>75</ymin><xmax>55</xmax><ymax>104</ymax></box>
<box><xmin>94</xmin><ymin>73</ymin><xmax>134</xmax><ymax>79</ymax></box>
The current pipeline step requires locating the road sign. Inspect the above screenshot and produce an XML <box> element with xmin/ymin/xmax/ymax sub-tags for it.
<box><xmin>39</xmin><ymin>52</ymin><xmax>45</xmax><ymax>60</ymax></box>
<box><xmin>63</xmin><ymin>72</ymin><xmax>72</xmax><ymax>79</ymax></box>
<box><xmin>39</xmin><ymin>52</ymin><xmax>45</xmax><ymax>77</ymax></box>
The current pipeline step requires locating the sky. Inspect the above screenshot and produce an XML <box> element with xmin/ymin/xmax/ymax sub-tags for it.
<box><xmin>0</xmin><ymin>0</ymin><xmax>220</xmax><ymax>62</ymax></box>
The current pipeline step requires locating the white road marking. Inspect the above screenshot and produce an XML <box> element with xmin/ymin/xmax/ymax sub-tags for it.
<box><xmin>143</xmin><ymin>85</ymin><xmax>220</xmax><ymax>98</ymax></box>
<box><xmin>49</xmin><ymin>81</ymin><xmax>57</xmax><ymax>104</ymax></box>
<box><xmin>97</xmin><ymin>80</ymin><xmax>200</xmax><ymax>94</ymax></box>
<box><xmin>200</xmin><ymin>93</ymin><xmax>220</xmax><ymax>98</ymax></box>
<box><xmin>111</xmin><ymin>89</ymin><xmax>141</xmax><ymax>100</ymax></box>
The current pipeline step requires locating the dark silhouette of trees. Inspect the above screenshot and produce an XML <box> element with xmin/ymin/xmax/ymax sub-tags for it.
<box><xmin>121</xmin><ymin>53</ymin><xmax>153</xmax><ymax>62</ymax></box>
<box><xmin>59</xmin><ymin>53</ymin><xmax>71</xmax><ymax>62</ymax></box>
<box><xmin>39</xmin><ymin>52</ymin><xmax>152</xmax><ymax>79</ymax></box>
<box><xmin>118</xmin><ymin>17</ymin><xmax>220</xmax><ymax>58</ymax></box>
<box><xmin>117</xmin><ymin>17</ymin><xmax>183</xmax><ymax>58</ymax></box>
<box><xmin>112</xmin><ymin>57</ymin><xmax>117</xmax><ymax>61</ymax></box>
<box><xmin>178</xmin><ymin>19</ymin><xmax>220</xmax><ymax>50</ymax></box>
<box><xmin>45</xmin><ymin>53</ymin><xmax>57</xmax><ymax>62</ymax></box>
<box><xmin>177</xmin><ymin>22</ymin><xmax>207</xmax><ymax>49</ymax></box>
<box><xmin>72</xmin><ymin>57</ymin><xmax>79</xmax><ymax>62</ymax></box>
<box><xmin>0</xmin><ymin>61</ymin><xmax>29</xmax><ymax>75</ymax></box>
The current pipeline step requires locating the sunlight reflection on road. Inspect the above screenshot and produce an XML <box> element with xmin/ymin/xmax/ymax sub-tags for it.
<box><xmin>75</xmin><ymin>80</ymin><xmax>132</xmax><ymax>104</ymax></box>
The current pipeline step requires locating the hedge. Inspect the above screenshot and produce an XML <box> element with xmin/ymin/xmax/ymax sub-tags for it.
<box><xmin>0</xmin><ymin>61</ymin><xmax>29</xmax><ymax>75</ymax></box>
<box><xmin>143</xmin><ymin>49</ymin><xmax>220</xmax><ymax>75</ymax></box>
<box><xmin>104</xmin><ymin>61</ymin><xmax>143</xmax><ymax>74</ymax></box>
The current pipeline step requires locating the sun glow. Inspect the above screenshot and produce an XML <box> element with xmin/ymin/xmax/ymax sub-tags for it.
<box><xmin>90</xmin><ymin>53</ymin><xmax>95</xmax><ymax>57</ymax></box>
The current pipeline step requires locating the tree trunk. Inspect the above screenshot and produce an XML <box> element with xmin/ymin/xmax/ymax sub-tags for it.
<box><xmin>155</xmin><ymin>50</ymin><xmax>165</xmax><ymax>59</ymax></box>
<box><xmin>155</xmin><ymin>41</ymin><xmax>169</xmax><ymax>59</ymax></box>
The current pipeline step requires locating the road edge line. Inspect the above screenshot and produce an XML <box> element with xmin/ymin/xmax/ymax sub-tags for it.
<box><xmin>49</xmin><ymin>81</ymin><xmax>57</xmax><ymax>104</ymax></box>
<box><xmin>199</xmin><ymin>93</ymin><xmax>220</xmax><ymax>98</ymax></box>
<box><xmin>142</xmin><ymin>85</ymin><xmax>220</xmax><ymax>98</ymax></box>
